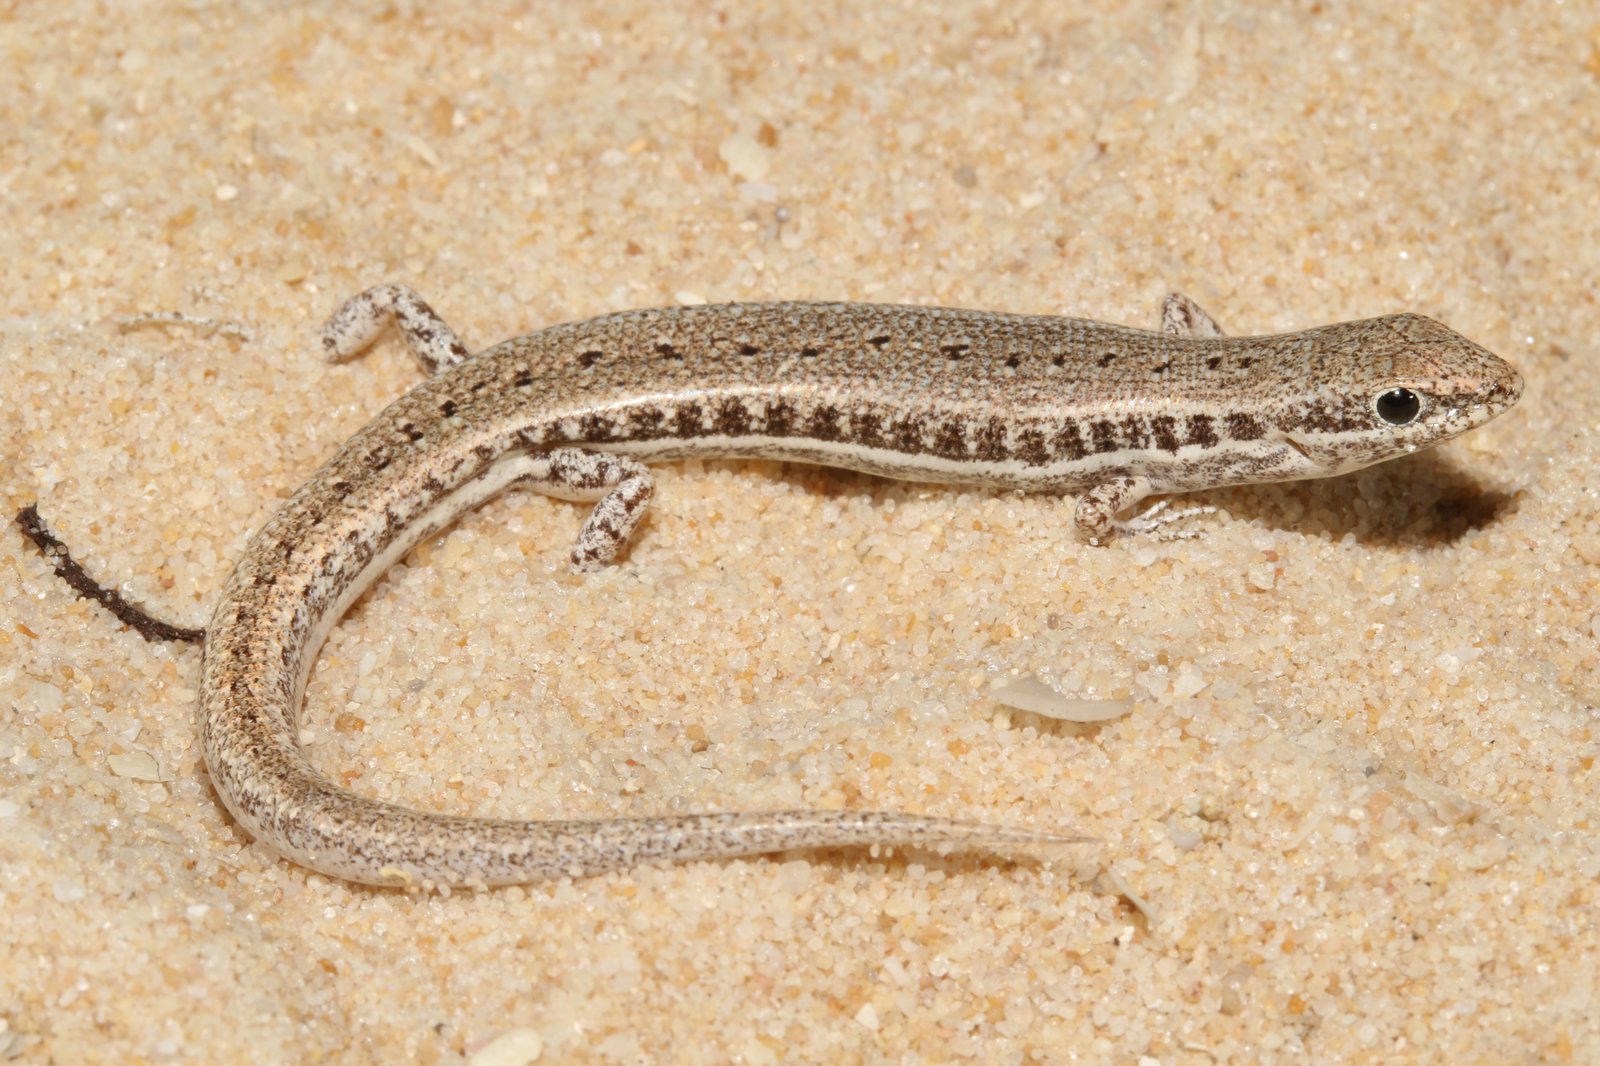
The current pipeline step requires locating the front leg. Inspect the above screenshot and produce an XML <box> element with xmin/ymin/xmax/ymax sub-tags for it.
<box><xmin>516</xmin><ymin>448</ymin><xmax>656</xmax><ymax>570</ymax></box>
<box><xmin>322</xmin><ymin>284</ymin><xmax>472</xmax><ymax>374</ymax></box>
<box><xmin>1075</xmin><ymin>477</ymin><xmax>1154</xmax><ymax>544</ymax></box>
<box><xmin>1074</xmin><ymin>476</ymin><xmax>1214</xmax><ymax>545</ymax></box>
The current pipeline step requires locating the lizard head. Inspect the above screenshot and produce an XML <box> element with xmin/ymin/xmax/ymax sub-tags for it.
<box><xmin>1273</xmin><ymin>314</ymin><xmax>1522</xmax><ymax>476</ymax></box>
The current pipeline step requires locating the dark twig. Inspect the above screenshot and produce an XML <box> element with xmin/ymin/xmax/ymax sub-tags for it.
<box><xmin>15</xmin><ymin>503</ymin><xmax>205</xmax><ymax>645</ymax></box>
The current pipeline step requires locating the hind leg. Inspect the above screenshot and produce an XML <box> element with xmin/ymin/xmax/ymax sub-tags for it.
<box><xmin>514</xmin><ymin>449</ymin><xmax>657</xmax><ymax>571</ymax></box>
<box><xmin>1159</xmin><ymin>292</ymin><xmax>1227</xmax><ymax>337</ymax></box>
<box><xmin>322</xmin><ymin>285</ymin><xmax>472</xmax><ymax>374</ymax></box>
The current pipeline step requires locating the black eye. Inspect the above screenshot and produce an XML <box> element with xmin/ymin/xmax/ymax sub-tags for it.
<box><xmin>1375</xmin><ymin>388</ymin><xmax>1421</xmax><ymax>426</ymax></box>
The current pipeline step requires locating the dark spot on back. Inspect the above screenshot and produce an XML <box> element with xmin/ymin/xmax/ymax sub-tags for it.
<box><xmin>1151</xmin><ymin>416</ymin><xmax>1180</xmax><ymax>453</ymax></box>
<box><xmin>1090</xmin><ymin>419</ymin><xmax>1119</xmax><ymax>453</ymax></box>
<box><xmin>941</xmin><ymin>343</ymin><xmax>969</xmax><ymax>360</ymax></box>
<box><xmin>714</xmin><ymin>399</ymin><xmax>751</xmax><ymax>436</ymax></box>
<box><xmin>578</xmin><ymin>414</ymin><xmax>616</xmax><ymax>439</ymax></box>
<box><xmin>513</xmin><ymin>371</ymin><xmax>534</xmax><ymax>387</ymax></box>
<box><xmin>656</xmin><ymin>342</ymin><xmax>682</xmax><ymax>360</ymax></box>
<box><xmin>401</xmin><ymin>423</ymin><xmax>424</xmax><ymax>441</ymax></box>
<box><xmin>933</xmin><ymin>418</ymin><xmax>968</xmax><ymax>459</ymax></box>
<box><xmin>806</xmin><ymin>404</ymin><xmax>843</xmax><ymax>442</ymax></box>
<box><xmin>579</xmin><ymin>350</ymin><xmax>603</xmax><ymax>368</ymax></box>
<box><xmin>850</xmin><ymin>409</ymin><xmax>885</xmax><ymax>449</ymax></box>
<box><xmin>1098</xmin><ymin>352</ymin><xmax>1117</xmax><ymax>368</ymax></box>
<box><xmin>630</xmin><ymin>407</ymin><xmax>666</xmax><ymax>439</ymax></box>
<box><xmin>1003</xmin><ymin>355</ymin><xmax>1021</xmax><ymax>370</ymax></box>
<box><xmin>891</xmin><ymin>418</ymin><xmax>922</xmax><ymax>453</ymax></box>
<box><xmin>672</xmin><ymin>401</ymin><xmax>704</xmax><ymax>437</ymax></box>
<box><xmin>440</xmin><ymin>399</ymin><xmax>458</xmax><ymax>417</ymax></box>
<box><xmin>799</xmin><ymin>346</ymin><xmax>821</xmax><ymax>358</ymax></box>
<box><xmin>867</xmin><ymin>335</ymin><xmax>891</xmax><ymax>348</ymax></box>
<box><xmin>1186</xmin><ymin>414</ymin><xmax>1219</xmax><ymax>448</ymax></box>
<box><xmin>737</xmin><ymin>343</ymin><xmax>760</xmax><ymax>357</ymax></box>
<box><xmin>1054</xmin><ymin>422</ymin><xmax>1088</xmax><ymax>461</ymax></box>
<box><xmin>764</xmin><ymin>398</ymin><xmax>797</xmax><ymax>436</ymax></box>
<box><xmin>974</xmin><ymin>416</ymin><xmax>1008</xmax><ymax>462</ymax></box>
<box><xmin>1225</xmin><ymin>413</ymin><xmax>1265</xmax><ymax>440</ymax></box>
<box><xmin>1016</xmin><ymin>425</ymin><xmax>1049</xmax><ymax>466</ymax></box>
<box><xmin>1206</xmin><ymin>355</ymin><xmax>1223</xmax><ymax>372</ymax></box>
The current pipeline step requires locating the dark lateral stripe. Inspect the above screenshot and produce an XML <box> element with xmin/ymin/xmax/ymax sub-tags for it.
<box><xmin>1289</xmin><ymin>401</ymin><xmax>1369</xmax><ymax>434</ymax></box>
<box><xmin>557</xmin><ymin>402</ymin><xmax>1277</xmax><ymax>468</ymax></box>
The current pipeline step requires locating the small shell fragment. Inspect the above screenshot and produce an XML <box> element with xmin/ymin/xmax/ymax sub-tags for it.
<box><xmin>991</xmin><ymin>676</ymin><xmax>1135</xmax><ymax>722</ymax></box>
<box><xmin>468</xmin><ymin>1029</ymin><xmax>544</xmax><ymax>1066</ymax></box>
<box><xmin>107</xmin><ymin>750</ymin><xmax>168</xmax><ymax>782</ymax></box>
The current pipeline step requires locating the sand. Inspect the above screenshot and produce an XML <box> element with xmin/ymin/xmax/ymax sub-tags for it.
<box><xmin>4</xmin><ymin>2</ymin><xmax>1598</xmax><ymax>1062</ymax></box>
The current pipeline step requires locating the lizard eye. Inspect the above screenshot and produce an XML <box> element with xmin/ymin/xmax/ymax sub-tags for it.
<box><xmin>1374</xmin><ymin>388</ymin><xmax>1421</xmax><ymax>426</ymax></box>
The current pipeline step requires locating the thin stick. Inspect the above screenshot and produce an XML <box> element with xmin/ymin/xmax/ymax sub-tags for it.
<box><xmin>14</xmin><ymin>504</ymin><xmax>205</xmax><ymax>645</ymax></box>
